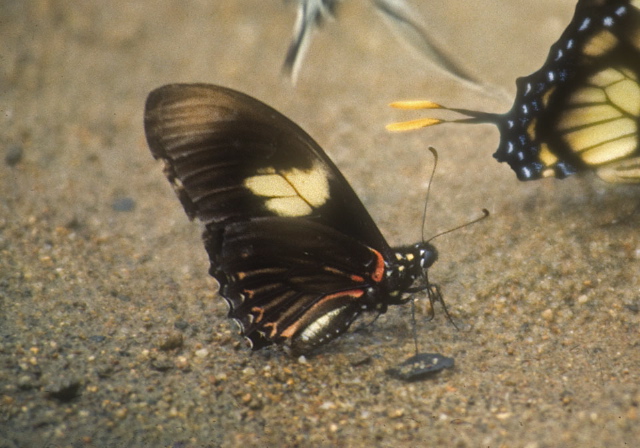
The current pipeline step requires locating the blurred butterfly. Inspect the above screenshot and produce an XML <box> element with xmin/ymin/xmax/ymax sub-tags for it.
<box><xmin>144</xmin><ymin>83</ymin><xmax>447</xmax><ymax>354</ymax></box>
<box><xmin>388</xmin><ymin>0</ymin><xmax>640</xmax><ymax>183</ymax></box>
<box><xmin>283</xmin><ymin>0</ymin><xmax>477</xmax><ymax>85</ymax></box>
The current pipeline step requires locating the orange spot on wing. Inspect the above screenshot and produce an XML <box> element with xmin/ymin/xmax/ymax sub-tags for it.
<box><xmin>324</xmin><ymin>266</ymin><xmax>364</xmax><ymax>283</ymax></box>
<box><xmin>369</xmin><ymin>249</ymin><xmax>385</xmax><ymax>283</ymax></box>
<box><xmin>263</xmin><ymin>321</ymin><xmax>279</xmax><ymax>338</ymax></box>
<box><xmin>251</xmin><ymin>306</ymin><xmax>265</xmax><ymax>323</ymax></box>
<box><xmin>324</xmin><ymin>289</ymin><xmax>364</xmax><ymax>301</ymax></box>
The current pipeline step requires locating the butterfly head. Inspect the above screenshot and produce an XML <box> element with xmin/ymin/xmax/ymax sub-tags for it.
<box><xmin>387</xmin><ymin>241</ymin><xmax>438</xmax><ymax>297</ymax></box>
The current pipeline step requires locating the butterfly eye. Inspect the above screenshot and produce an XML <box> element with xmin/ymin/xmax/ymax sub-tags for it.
<box><xmin>415</xmin><ymin>243</ymin><xmax>438</xmax><ymax>270</ymax></box>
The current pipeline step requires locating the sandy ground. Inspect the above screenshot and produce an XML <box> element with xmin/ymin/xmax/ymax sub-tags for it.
<box><xmin>1</xmin><ymin>1</ymin><xmax>639</xmax><ymax>447</ymax></box>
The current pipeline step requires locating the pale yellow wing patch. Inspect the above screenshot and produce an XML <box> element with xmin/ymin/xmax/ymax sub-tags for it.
<box><xmin>560</xmin><ymin>67</ymin><xmax>640</xmax><ymax>167</ymax></box>
<box><xmin>606</xmin><ymin>79</ymin><xmax>640</xmax><ymax>116</ymax></box>
<box><xmin>583</xmin><ymin>30</ymin><xmax>618</xmax><ymax>57</ymax></box>
<box><xmin>582</xmin><ymin>134</ymin><xmax>637</xmax><ymax>165</ymax></box>
<box><xmin>557</xmin><ymin>105</ymin><xmax>623</xmax><ymax>131</ymax></box>
<box><xmin>569</xmin><ymin>87</ymin><xmax>607</xmax><ymax>105</ymax></box>
<box><xmin>565</xmin><ymin>118</ymin><xmax>636</xmax><ymax>163</ymax></box>
<box><xmin>243</xmin><ymin>161</ymin><xmax>330</xmax><ymax>217</ymax></box>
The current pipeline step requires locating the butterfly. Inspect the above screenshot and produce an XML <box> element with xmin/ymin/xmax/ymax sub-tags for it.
<box><xmin>388</xmin><ymin>0</ymin><xmax>640</xmax><ymax>183</ymax></box>
<box><xmin>144</xmin><ymin>83</ymin><xmax>446</xmax><ymax>354</ymax></box>
<box><xmin>283</xmin><ymin>0</ymin><xmax>477</xmax><ymax>85</ymax></box>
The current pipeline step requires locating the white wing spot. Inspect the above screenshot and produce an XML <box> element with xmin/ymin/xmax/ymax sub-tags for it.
<box><xmin>507</xmin><ymin>141</ymin><xmax>514</xmax><ymax>154</ymax></box>
<box><xmin>579</xmin><ymin>18</ymin><xmax>591</xmax><ymax>32</ymax></box>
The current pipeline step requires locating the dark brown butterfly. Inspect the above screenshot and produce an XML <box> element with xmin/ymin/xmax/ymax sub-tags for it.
<box><xmin>144</xmin><ymin>84</ymin><xmax>447</xmax><ymax>354</ymax></box>
<box><xmin>389</xmin><ymin>0</ymin><xmax>640</xmax><ymax>183</ymax></box>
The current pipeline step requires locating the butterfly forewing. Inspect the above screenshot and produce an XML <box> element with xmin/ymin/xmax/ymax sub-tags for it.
<box><xmin>145</xmin><ymin>84</ymin><xmax>390</xmax><ymax>249</ymax></box>
<box><xmin>144</xmin><ymin>84</ymin><xmax>423</xmax><ymax>352</ymax></box>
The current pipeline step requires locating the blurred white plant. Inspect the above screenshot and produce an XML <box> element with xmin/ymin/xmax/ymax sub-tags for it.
<box><xmin>283</xmin><ymin>0</ymin><xmax>478</xmax><ymax>85</ymax></box>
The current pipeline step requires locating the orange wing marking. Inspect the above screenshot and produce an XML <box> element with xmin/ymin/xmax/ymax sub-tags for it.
<box><xmin>369</xmin><ymin>248</ymin><xmax>385</xmax><ymax>283</ymax></box>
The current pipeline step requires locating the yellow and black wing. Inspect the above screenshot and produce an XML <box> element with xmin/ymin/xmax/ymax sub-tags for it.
<box><xmin>389</xmin><ymin>0</ymin><xmax>640</xmax><ymax>183</ymax></box>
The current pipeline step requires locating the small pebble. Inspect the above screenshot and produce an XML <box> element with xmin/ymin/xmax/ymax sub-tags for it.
<box><xmin>17</xmin><ymin>375</ymin><xmax>35</xmax><ymax>390</ymax></box>
<box><xmin>174</xmin><ymin>319</ymin><xmax>188</xmax><ymax>330</ymax></box>
<box><xmin>386</xmin><ymin>353</ymin><xmax>455</xmax><ymax>382</ymax></box>
<box><xmin>112</xmin><ymin>197</ymin><xmax>136</xmax><ymax>212</ymax></box>
<box><xmin>194</xmin><ymin>348</ymin><xmax>209</xmax><ymax>358</ymax></box>
<box><xmin>114</xmin><ymin>407</ymin><xmax>128</xmax><ymax>419</ymax></box>
<box><xmin>150</xmin><ymin>357</ymin><xmax>173</xmax><ymax>372</ymax></box>
<box><xmin>5</xmin><ymin>144</ymin><xmax>23</xmax><ymax>166</ymax></box>
<box><xmin>159</xmin><ymin>333</ymin><xmax>183</xmax><ymax>351</ymax></box>
<box><xmin>175</xmin><ymin>356</ymin><xmax>189</xmax><ymax>370</ymax></box>
<box><xmin>45</xmin><ymin>378</ymin><xmax>82</xmax><ymax>402</ymax></box>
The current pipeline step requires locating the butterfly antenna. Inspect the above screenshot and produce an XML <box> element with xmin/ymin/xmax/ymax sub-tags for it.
<box><xmin>426</xmin><ymin>208</ymin><xmax>490</xmax><ymax>244</ymax></box>
<box><xmin>421</xmin><ymin>146</ymin><xmax>439</xmax><ymax>242</ymax></box>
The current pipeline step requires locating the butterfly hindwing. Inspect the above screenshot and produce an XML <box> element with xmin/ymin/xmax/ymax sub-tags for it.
<box><xmin>215</xmin><ymin>217</ymin><xmax>387</xmax><ymax>350</ymax></box>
